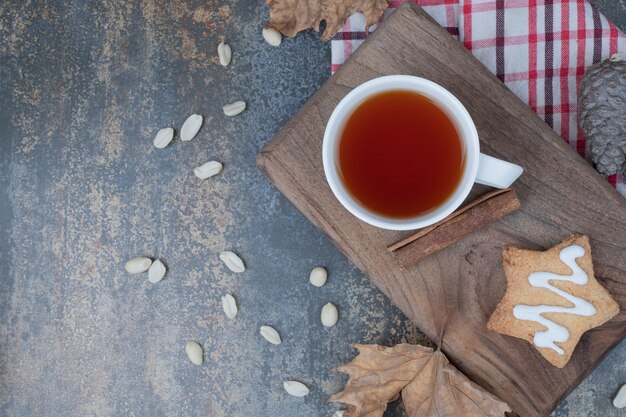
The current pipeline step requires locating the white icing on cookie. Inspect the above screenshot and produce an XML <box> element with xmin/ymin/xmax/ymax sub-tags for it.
<box><xmin>512</xmin><ymin>245</ymin><xmax>597</xmax><ymax>355</ymax></box>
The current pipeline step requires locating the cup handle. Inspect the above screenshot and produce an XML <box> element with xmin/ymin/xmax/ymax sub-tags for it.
<box><xmin>475</xmin><ymin>153</ymin><xmax>524</xmax><ymax>188</ymax></box>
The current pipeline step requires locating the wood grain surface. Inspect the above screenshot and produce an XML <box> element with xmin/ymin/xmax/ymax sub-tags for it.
<box><xmin>256</xmin><ymin>3</ymin><xmax>626</xmax><ymax>416</ymax></box>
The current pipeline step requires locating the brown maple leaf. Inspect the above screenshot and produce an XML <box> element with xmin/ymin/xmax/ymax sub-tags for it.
<box><xmin>329</xmin><ymin>344</ymin><xmax>511</xmax><ymax>417</ymax></box>
<box><xmin>265</xmin><ymin>0</ymin><xmax>388</xmax><ymax>41</ymax></box>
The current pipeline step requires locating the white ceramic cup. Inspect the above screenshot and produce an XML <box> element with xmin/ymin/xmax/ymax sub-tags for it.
<box><xmin>322</xmin><ymin>75</ymin><xmax>523</xmax><ymax>231</ymax></box>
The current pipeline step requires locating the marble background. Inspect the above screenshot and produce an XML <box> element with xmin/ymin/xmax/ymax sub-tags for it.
<box><xmin>0</xmin><ymin>1</ymin><xmax>624</xmax><ymax>416</ymax></box>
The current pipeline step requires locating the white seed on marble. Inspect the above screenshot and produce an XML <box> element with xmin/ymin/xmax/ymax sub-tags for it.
<box><xmin>124</xmin><ymin>257</ymin><xmax>152</xmax><ymax>274</ymax></box>
<box><xmin>222</xmin><ymin>294</ymin><xmax>238</xmax><ymax>319</ymax></box>
<box><xmin>260</xmin><ymin>325</ymin><xmax>282</xmax><ymax>345</ymax></box>
<box><xmin>180</xmin><ymin>114</ymin><xmax>203</xmax><ymax>141</ymax></box>
<box><xmin>194</xmin><ymin>161</ymin><xmax>223</xmax><ymax>180</ymax></box>
<box><xmin>219</xmin><ymin>251</ymin><xmax>245</xmax><ymax>273</ymax></box>
<box><xmin>321</xmin><ymin>302</ymin><xmax>338</xmax><ymax>327</ymax></box>
<box><xmin>309</xmin><ymin>266</ymin><xmax>327</xmax><ymax>287</ymax></box>
<box><xmin>185</xmin><ymin>341</ymin><xmax>203</xmax><ymax>365</ymax></box>
<box><xmin>222</xmin><ymin>101</ymin><xmax>246</xmax><ymax>117</ymax></box>
<box><xmin>153</xmin><ymin>127</ymin><xmax>174</xmax><ymax>149</ymax></box>
<box><xmin>217</xmin><ymin>41</ymin><xmax>231</xmax><ymax>67</ymax></box>
<box><xmin>262</xmin><ymin>27</ymin><xmax>282</xmax><ymax>46</ymax></box>
<box><xmin>148</xmin><ymin>259</ymin><xmax>166</xmax><ymax>283</ymax></box>
<box><xmin>333</xmin><ymin>411</ymin><xmax>345</xmax><ymax>417</ymax></box>
<box><xmin>614</xmin><ymin>384</ymin><xmax>626</xmax><ymax>408</ymax></box>
<box><xmin>283</xmin><ymin>380</ymin><xmax>309</xmax><ymax>397</ymax></box>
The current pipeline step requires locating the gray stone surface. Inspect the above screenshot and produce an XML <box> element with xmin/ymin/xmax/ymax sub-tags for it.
<box><xmin>594</xmin><ymin>0</ymin><xmax>626</xmax><ymax>30</ymax></box>
<box><xmin>0</xmin><ymin>1</ymin><xmax>623</xmax><ymax>417</ymax></box>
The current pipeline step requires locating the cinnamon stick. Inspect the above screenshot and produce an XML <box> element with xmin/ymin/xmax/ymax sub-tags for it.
<box><xmin>388</xmin><ymin>188</ymin><xmax>520</xmax><ymax>267</ymax></box>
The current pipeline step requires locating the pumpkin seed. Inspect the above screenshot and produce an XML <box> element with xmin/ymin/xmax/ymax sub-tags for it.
<box><xmin>262</xmin><ymin>27</ymin><xmax>282</xmax><ymax>47</ymax></box>
<box><xmin>185</xmin><ymin>341</ymin><xmax>203</xmax><ymax>365</ymax></box>
<box><xmin>194</xmin><ymin>161</ymin><xmax>223</xmax><ymax>179</ymax></box>
<box><xmin>125</xmin><ymin>257</ymin><xmax>152</xmax><ymax>274</ymax></box>
<box><xmin>309</xmin><ymin>266</ymin><xmax>327</xmax><ymax>287</ymax></box>
<box><xmin>260</xmin><ymin>325</ymin><xmax>282</xmax><ymax>345</ymax></box>
<box><xmin>219</xmin><ymin>251</ymin><xmax>245</xmax><ymax>273</ymax></box>
<box><xmin>148</xmin><ymin>259</ymin><xmax>166</xmax><ymax>283</ymax></box>
<box><xmin>283</xmin><ymin>380</ymin><xmax>309</xmax><ymax>397</ymax></box>
<box><xmin>222</xmin><ymin>294</ymin><xmax>238</xmax><ymax>318</ymax></box>
<box><xmin>222</xmin><ymin>101</ymin><xmax>246</xmax><ymax>117</ymax></box>
<box><xmin>218</xmin><ymin>41</ymin><xmax>231</xmax><ymax>67</ymax></box>
<box><xmin>153</xmin><ymin>127</ymin><xmax>174</xmax><ymax>149</ymax></box>
<box><xmin>321</xmin><ymin>302</ymin><xmax>338</xmax><ymax>327</ymax></box>
<box><xmin>180</xmin><ymin>114</ymin><xmax>203</xmax><ymax>141</ymax></box>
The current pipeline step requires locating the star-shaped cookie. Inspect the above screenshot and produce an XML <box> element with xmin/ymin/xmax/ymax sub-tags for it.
<box><xmin>487</xmin><ymin>235</ymin><xmax>619</xmax><ymax>368</ymax></box>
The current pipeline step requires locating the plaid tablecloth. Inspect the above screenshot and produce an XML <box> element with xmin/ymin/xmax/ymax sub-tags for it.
<box><xmin>331</xmin><ymin>0</ymin><xmax>626</xmax><ymax>197</ymax></box>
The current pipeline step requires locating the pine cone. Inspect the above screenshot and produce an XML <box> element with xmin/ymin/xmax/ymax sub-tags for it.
<box><xmin>578</xmin><ymin>54</ymin><xmax>626</xmax><ymax>176</ymax></box>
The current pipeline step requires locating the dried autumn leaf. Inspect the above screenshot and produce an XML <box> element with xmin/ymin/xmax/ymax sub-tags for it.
<box><xmin>329</xmin><ymin>344</ymin><xmax>511</xmax><ymax>417</ymax></box>
<box><xmin>265</xmin><ymin>0</ymin><xmax>388</xmax><ymax>41</ymax></box>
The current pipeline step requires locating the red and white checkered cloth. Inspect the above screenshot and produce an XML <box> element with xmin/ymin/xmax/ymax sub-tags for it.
<box><xmin>331</xmin><ymin>0</ymin><xmax>626</xmax><ymax>197</ymax></box>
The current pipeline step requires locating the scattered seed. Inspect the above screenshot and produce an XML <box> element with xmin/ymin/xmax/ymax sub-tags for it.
<box><xmin>219</xmin><ymin>251</ymin><xmax>245</xmax><ymax>273</ymax></box>
<box><xmin>217</xmin><ymin>41</ymin><xmax>232</xmax><ymax>67</ymax></box>
<box><xmin>194</xmin><ymin>161</ymin><xmax>223</xmax><ymax>179</ymax></box>
<box><xmin>614</xmin><ymin>384</ymin><xmax>626</xmax><ymax>408</ymax></box>
<box><xmin>153</xmin><ymin>127</ymin><xmax>174</xmax><ymax>149</ymax></box>
<box><xmin>262</xmin><ymin>27</ymin><xmax>282</xmax><ymax>47</ymax></box>
<box><xmin>321</xmin><ymin>302</ymin><xmax>338</xmax><ymax>327</ymax></box>
<box><xmin>309</xmin><ymin>266</ymin><xmax>327</xmax><ymax>287</ymax></box>
<box><xmin>222</xmin><ymin>294</ymin><xmax>238</xmax><ymax>318</ymax></box>
<box><xmin>222</xmin><ymin>101</ymin><xmax>246</xmax><ymax>117</ymax></box>
<box><xmin>185</xmin><ymin>341</ymin><xmax>203</xmax><ymax>365</ymax></box>
<box><xmin>180</xmin><ymin>114</ymin><xmax>203</xmax><ymax>141</ymax></box>
<box><xmin>125</xmin><ymin>257</ymin><xmax>152</xmax><ymax>274</ymax></box>
<box><xmin>148</xmin><ymin>259</ymin><xmax>166</xmax><ymax>283</ymax></box>
<box><xmin>260</xmin><ymin>325</ymin><xmax>282</xmax><ymax>345</ymax></box>
<box><xmin>283</xmin><ymin>380</ymin><xmax>309</xmax><ymax>397</ymax></box>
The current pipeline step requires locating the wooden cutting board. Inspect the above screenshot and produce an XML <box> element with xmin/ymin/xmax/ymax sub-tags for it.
<box><xmin>256</xmin><ymin>3</ymin><xmax>626</xmax><ymax>416</ymax></box>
